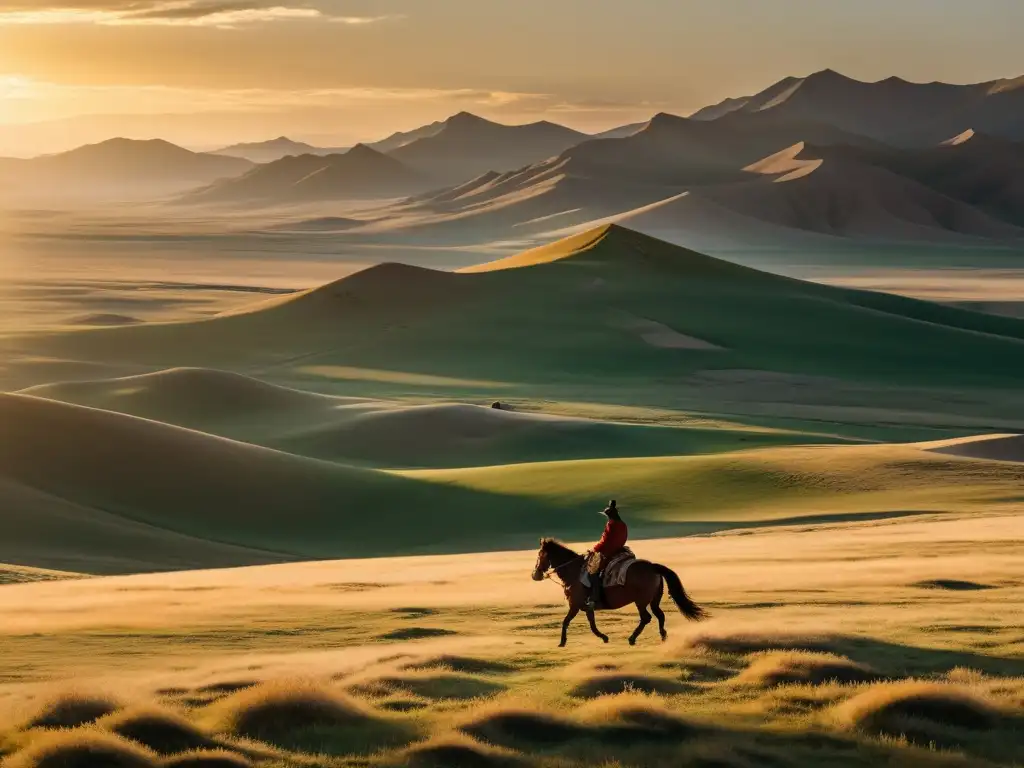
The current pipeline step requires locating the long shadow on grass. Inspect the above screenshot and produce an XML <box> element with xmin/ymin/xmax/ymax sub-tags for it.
<box><xmin>458</xmin><ymin>708</ymin><xmax>997</xmax><ymax>768</ymax></box>
<box><xmin>690</xmin><ymin>633</ymin><xmax>1024</xmax><ymax>679</ymax></box>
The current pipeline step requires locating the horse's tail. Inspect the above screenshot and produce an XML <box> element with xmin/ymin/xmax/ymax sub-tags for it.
<box><xmin>652</xmin><ymin>564</ymin><xmax>708</xmax><ymax>621</ymax></box>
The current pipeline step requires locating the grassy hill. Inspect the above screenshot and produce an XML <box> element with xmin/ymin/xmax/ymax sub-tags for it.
<box><xmin>1</xmin><ymin>389</ymin><xmax>1023</xmax><ymax>574</ymax></box>
<box><xmin>4</xmin><ymin>226</ymin><xmax>1024</xmax><ymax>573</ymax></box>
<box><xmin>21</xmin><ymin>369</ymin><xmax>843</xmax><ymax>468</ymax></box>
<box><xmin>401</xmin><ymin>442</ymin><xmax>1024</xmax><ymax>524</ymax></box>
<box><xmin>13</xmin><ymin>224</ymin><xmax>1024</xmax><ymax>389</ymax></box>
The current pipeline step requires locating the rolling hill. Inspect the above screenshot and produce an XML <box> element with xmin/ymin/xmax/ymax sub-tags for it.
<box><xmin>0</xmin><ymin>392</ymin><xmax>571</xmax><ymax>571</ymax></box>
<box><xmin>0</xmin><ymin>138</ymin><xmax>252</xmax><ymax>203</ymax></box>
<box><xmin>21</xmin><ymin>368</ymin><xmax>828</xmax><ymax>468</ymax></box>
<box><xmin>6</xmin><ymin>226</ymin><xmax>1024</xmax><ymax>573</ymax></box>
<box><xmin>2</xmin><ymin>387</ymin><xmax>1023</xmax><ymax>574</ymax></box>
<box><xmin>11</xmin><ymin>225</ymin><xmax>1024</xmax><ymax>391</ymax></box>
<box><xmin>182</xmin><ymin>144</ymin><xmax>426</xmax><ymax>205</ymax></box>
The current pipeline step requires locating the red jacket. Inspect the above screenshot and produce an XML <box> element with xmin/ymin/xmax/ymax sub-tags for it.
<box><xmin>593</xmin><ymin>519</ymin><xmax>628</xmax><ymax>555</ymax></box>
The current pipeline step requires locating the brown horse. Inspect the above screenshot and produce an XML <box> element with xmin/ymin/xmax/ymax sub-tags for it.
<box><xmin>532</xmin><ymin>538</ymin><xmax>707</xmax><ymax>647</ymax></box>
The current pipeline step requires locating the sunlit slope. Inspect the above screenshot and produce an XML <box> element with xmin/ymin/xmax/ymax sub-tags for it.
<box><xmin>0</xmin><ymin>393</ymin><xmax>575</xmax><ymax>567</ymax></box>
<box><xmin>1</xmin><ymin>392</ymin><xmax>1022</xmax><ymax>573</ymax></box>
<box><xmin>22</xmin><ymin>369</ymin><xmax>841</xmax><ymax>468</ymax></box>
<box><xmin>10</xmin><ymin>225</ymin><xmax>1024</xmax><ymax>390</ymax></box>
<box><xmin>400</xmin><ymin>442</ymin><xmax>1024</xmax><ymax>523</ymax></box>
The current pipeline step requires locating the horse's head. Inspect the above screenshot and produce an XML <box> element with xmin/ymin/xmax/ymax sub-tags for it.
<box><xmin>532</xmin><ymin>538</ymin><xmax>551</xmax><ymax>581</ymax></box>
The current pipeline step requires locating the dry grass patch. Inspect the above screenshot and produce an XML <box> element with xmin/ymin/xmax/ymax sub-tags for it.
<box><xmin>578</xmin><ymin>693</ymin><xmax>699</xmax><ymax>742</ymax></box>
<box><xmin>193</xmin><ymin>681</ymin><xmax>258</xmax><ymax>697</ymax></box>
<box><xmin>684</xmin><ymin>631</ymin><xmax>838</xmax><ymax>656</ymax></box>
<box><xmin>460</xmin><ymin>707</ymin><xmax>584</xmax><ymax>747</ymax></box>
<box><xmin>403</xmin><ymin>655</ymin><xmax>517</xmax><ymax>675</ymax></box>
<box><xmin>734</xmin><ymin>651</ymin><xmax>882</xmax><ymax>688</ymax></box>
<box><xmin>834</xmin><ymin>681</ymin><xmax>1008</xmax><ymax>747</ymax></box>
<box><xmin>568</xmin><ymin>673</ymin><xmax>690</xmax><ymax>698</ymax></box>
<box><xmin>6</xmin><ymin>729</ymin><xmax>156</xmax><ymax>768</ymax></box>
<box><xmin>349</xmin><ymin>673</ymin><xmax>505</xmax><ymax>701</ymax></box>
<box><xmin>100</xmin><ymin>706</ymin><xmax>220</xmax><ymax>755</ymax></box>
<box><xmin>23</xmin><ymin>692</ymin><xmax>122</xmax><ymax>730</ymax></box>
<box><xmin>160</xmin><ymin>749</ymin><xmax>251</xmax><ymax>768</ymax></box>
<box><xmin>208</xmin><ymin>680</ymin><xmax>414</xmax><ymax>754</ymax></box>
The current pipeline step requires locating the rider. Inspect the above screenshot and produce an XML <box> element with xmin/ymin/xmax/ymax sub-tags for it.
<box><xmin>585</xmin><ymin>500</ymin><xmax>628</xmax><ymax>609</ymax></box>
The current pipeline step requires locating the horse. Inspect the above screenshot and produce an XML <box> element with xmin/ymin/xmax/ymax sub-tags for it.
<box><xmin>531</xmin><ymin>538</ymin><xmax>707</xmax><ymax>647</ymax></box>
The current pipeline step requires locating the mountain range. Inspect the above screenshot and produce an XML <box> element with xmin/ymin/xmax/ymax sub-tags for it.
<box><xmin>288</xmin><ymin>109</ymin><xmax>1024</xmax><ymax>248</ymax></box>
<box><xmin>4</xmin><ymin>69</ymin><xmax>1024</xmax><ymax>251</ymax></box>
<box><xmin>186</xmin><ymin>143</ymin><xmax>427</xmax><ymax>204</ymax></box>
<box><xmin>690</xmin><ymin>69</ymin><xmax>1024</xmax><ymax>145</ymax></box>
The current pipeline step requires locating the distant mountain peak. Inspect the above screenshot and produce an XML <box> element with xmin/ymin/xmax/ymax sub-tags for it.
<box><xmin>647</xmin><ymin>112</ymin><xmax>689</xmax><ymax>128</ymax></box>
<box><xmin>806</xmin><ymin>68</ymin><xmax>850</xmax><ymax>82</ymax></box>
<box><xmin>347</xmin><ymin>142</ymin><xmax>382</xmax><ymax>156</ymax></box>
<box><xmin>446</xmin><ymin>111</ymin><xmax>494</xmax><ymax>128</ymax></box>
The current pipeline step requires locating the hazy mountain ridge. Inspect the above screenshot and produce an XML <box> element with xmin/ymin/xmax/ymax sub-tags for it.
<box><xmin>710</xmin><ymin>69</ymin><xmax>1024</xmax><ymax>145</ymax></box>
<box><xmin>213</xmin><ymin>136</ymin><xmax>350</xmax><ymax>163</ymax></box>
<box><xmin>0</xmin><ymin>137</ymin><xmax>253</xmax><ymax>203</ymax></box>
<box><xmin>183</xmin><ymin>143</ymin><xmax>427</xmax><ymax>204</ymax></box>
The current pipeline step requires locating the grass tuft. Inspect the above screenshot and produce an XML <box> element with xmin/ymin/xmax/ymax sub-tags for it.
<box><xmin>6</xmin><ymin>729</ymin><xmax>156</xmax><ymax>768</ymax></box>
<box><xmin>734</xmin><ymin>651</ymin><xmax>882</xmax><ymax>687</ymax></box>
<box><xmin>834</xmin><ymin>681</ymin><xmax>1006</xmax><ymax>747</ymax></box>
<box><xmin>460</xmin><ymin>709</ymin><xmax>584</xmax><ymax>747</ymax></box>
<box><xmin>578</xmin><ymin>693</ymin><xmax>700</xmax><ymax>743</ymax></box>
<box><xmin>208</xmin><ymin>680</ymin><xmax>414</xmax><ymax>754</ymax></box>
<box><xmin>160</xmin><ymin>749</ymin><xmax>252</xmax><ymax>768</ymax></box>
<box><xmin>399</xmin><ymin>734</ymin><xmax>525</xmax><ymax>768</ymax></box>
<box><xmin>100</xmin><ymin>706</ymin><xmax>219</xmax><ymax>755</ymax></box>
<box><xmin>568</xmin><ymin>674</ymin><xmax>690</xmax><ymax>698</ymax></box>
<box><xmin>24</xmin><ymin>692</ymin><xmax>121</xmax><ymax>730</ymax></box>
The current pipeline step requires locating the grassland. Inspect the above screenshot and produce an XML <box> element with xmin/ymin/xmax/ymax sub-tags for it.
<box><xmin>0</xmin><ymin>512</ymin><xmax>1020</xmax><ymax>767</ymax></box>
<box><xmin>0</xmin><ymin>224</ymin><xmax>1022</xmax><ymax>766</ymax></box>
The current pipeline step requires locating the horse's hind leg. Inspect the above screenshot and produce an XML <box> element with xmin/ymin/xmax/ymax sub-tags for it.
<box><xmin>626</xmin><ymin>606</ymin><xmax>651</xmax><ymax>647</ymax></box>
<box><xmin>559</xmin><ymin>605</ymin><xmax>579</xmax><ymax>648</ymax></box>
<box><xmin>651</xmin><ymin>580</ymin><xmax>668</xmax><ymax>641</ymax></box>
<box><xmin>585</xmin><ymin>609</ymin><xmax>609</xmax><ymax>644</ymax></box>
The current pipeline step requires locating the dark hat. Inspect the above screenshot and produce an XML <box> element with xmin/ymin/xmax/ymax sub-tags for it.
<box><xmin>601</xmin><ymin>500</ymin><xmax>618</xmax><ymax>517</ymax></box>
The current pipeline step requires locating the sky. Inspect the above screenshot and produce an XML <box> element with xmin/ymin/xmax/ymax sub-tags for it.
<box><xmin>0</xmin><ymin>0</ymin><xmax>1022</xmax><ymax>155</ymax></box>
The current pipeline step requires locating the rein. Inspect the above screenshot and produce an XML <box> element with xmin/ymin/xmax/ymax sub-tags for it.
<box><xmin>542</xmin><ymin>554</ymin><xmax>585</xmax><ymax>584</ymax></box>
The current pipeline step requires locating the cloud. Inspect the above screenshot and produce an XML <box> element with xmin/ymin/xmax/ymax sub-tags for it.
<box><xmin>0</xmin><ymin>77</ymin><xmax>547</xmax><ymax>117</ymax></box>
<box><xmin>0</xmin><ymin>0</ymin><xmax>395</xmax><ymax>27</ymax></box>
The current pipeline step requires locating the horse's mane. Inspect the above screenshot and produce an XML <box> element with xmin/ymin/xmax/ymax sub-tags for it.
<box><xmin>541</xmin><ymin>538</ymin><xmax>579</xmax><ymax>558</ymax></box>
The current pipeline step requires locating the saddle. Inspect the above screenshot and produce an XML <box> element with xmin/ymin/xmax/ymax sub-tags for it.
<box><xmin>580</xmin><ymin>547</ymin><xmax>637</xmax><ymax>590</ymax></box>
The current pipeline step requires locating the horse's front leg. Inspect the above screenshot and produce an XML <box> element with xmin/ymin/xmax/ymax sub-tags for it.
<box><xmin>586</xmin><ymin>609</ymin><xmax>609</xmax><ymax>644</ymax></box>
<box><xmin>559</xmin><ymin>605</ymin><xmax>579</xmax><ymax>647</ymax></box>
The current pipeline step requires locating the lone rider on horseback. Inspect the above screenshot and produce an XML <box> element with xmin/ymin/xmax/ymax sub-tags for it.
<box><xmin>584</xmin><ymin>500</ymin><xmax>628</xmax><ymax>609</ymax></box>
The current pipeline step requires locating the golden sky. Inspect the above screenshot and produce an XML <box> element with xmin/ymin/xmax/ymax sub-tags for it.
<box><xmin>0</xmin><ymin>0</ymin><xmax>1022</xmax><ymax>155</ymax></box>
